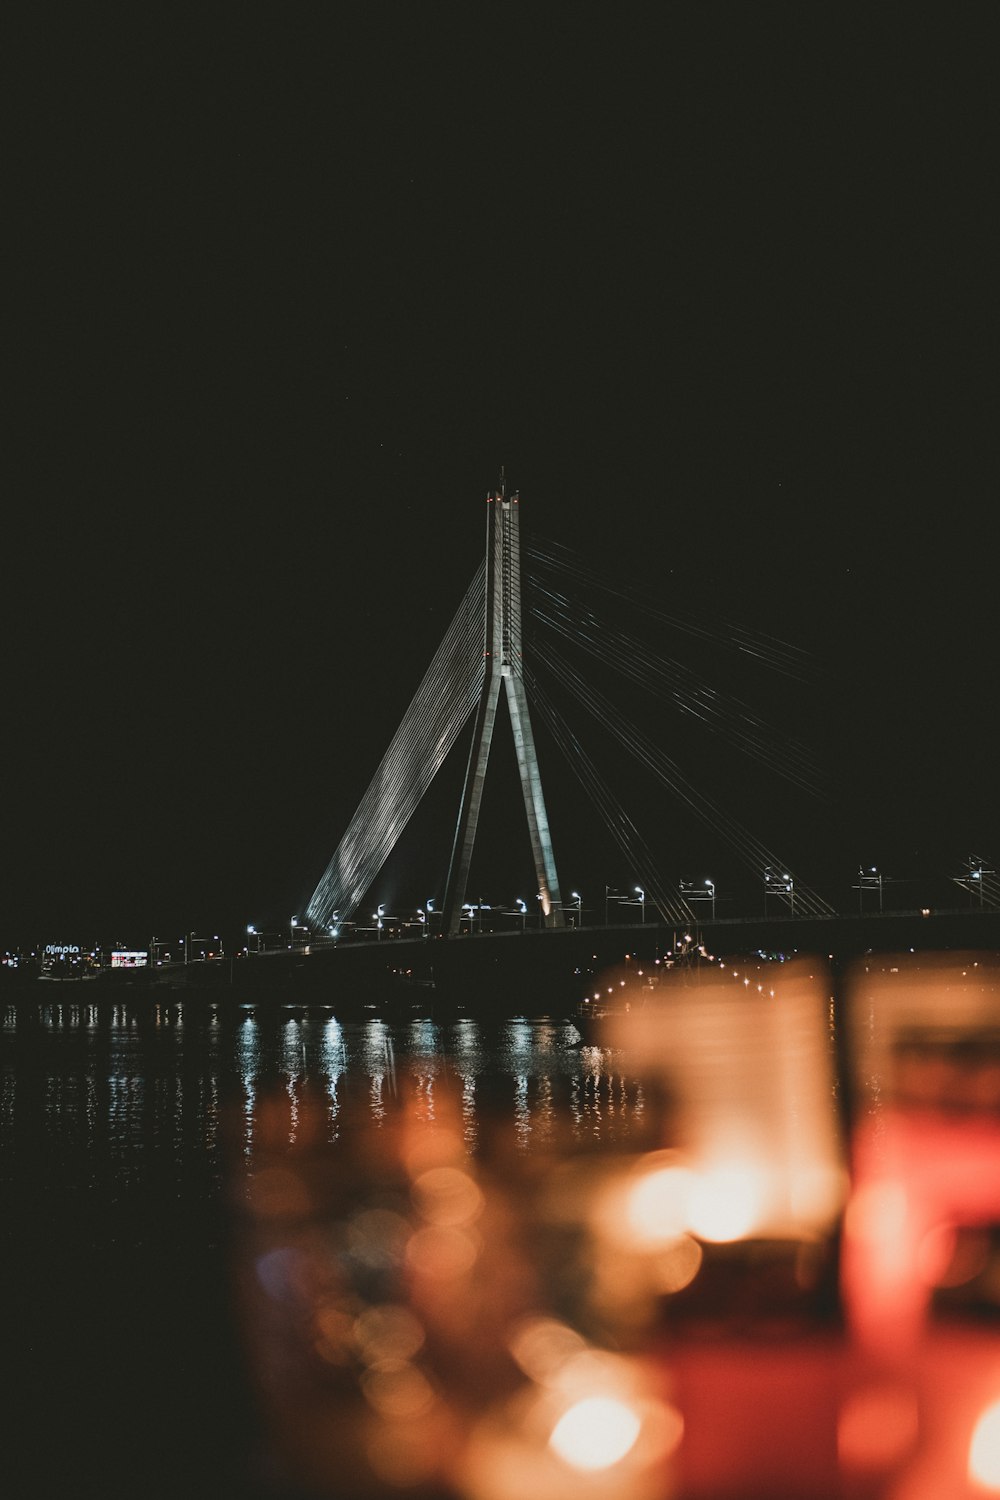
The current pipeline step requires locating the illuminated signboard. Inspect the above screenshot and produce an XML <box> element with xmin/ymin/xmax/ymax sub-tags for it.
<box><xmin>111</xmin><ymin>951</ymin><xmax>148</xmax><ymax>968</ymax></box>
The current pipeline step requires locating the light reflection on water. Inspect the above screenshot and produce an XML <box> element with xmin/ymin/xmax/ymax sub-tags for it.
<box><xmin>0</xmin><ymin>1001</ymin><xmax>647</xmax><ymax>1192</ymax></box>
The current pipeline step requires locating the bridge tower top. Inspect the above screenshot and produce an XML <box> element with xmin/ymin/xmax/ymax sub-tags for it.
<box><xmin>304</xmin><ymin>480</ymin><xmax>565</xmax><ymax>939</ymax></box>
<box><xmin>443</xmin><ymin>485</ymin><xmax>564</xmax><ymax>934</ymax></box>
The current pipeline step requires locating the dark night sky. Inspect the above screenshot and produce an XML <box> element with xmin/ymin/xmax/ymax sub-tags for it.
<box><xmin>2</xmin><ymin>8</ymin><xmax>995</xmax><ymax>946</ymax></box>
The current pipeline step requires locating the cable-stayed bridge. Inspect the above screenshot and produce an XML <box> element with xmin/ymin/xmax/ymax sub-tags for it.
<box><xmin>305</xmin><ymin>475</ymin><xmax>851</xmax><ymax>944</ymax></box>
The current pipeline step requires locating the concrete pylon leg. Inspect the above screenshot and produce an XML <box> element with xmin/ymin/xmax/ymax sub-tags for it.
<box><xmin>506</xmin><ymin>673</ymin><xmax>563</xmax><ymax>925</ymax></box>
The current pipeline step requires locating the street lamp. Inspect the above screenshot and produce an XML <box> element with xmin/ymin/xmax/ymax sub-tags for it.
<box><xmin>954</xmin><ymin>855</ymin><xmax>994</xmax><ymax>908</ymax></box>
<box><xmin>375</xmin><ymin>903</ymin><xmax>385</xmax><ymax>941</ymax></box>
<box><xmin>764</xmin><ymin>869</ymin><xmax>795</xmax><ymax>915</ymax></box>
<box><xmin>571</xmin><ymin>891</ymin><xmax>582</xmax><ymax>929</ymax></box>
<box><xmin>856</xmin><ymin>866</ymin><xmax>883</xmax><ymax>914</ymax></box>
<box><xmin>417</xmin><ymin>908</ymin><xmax>427</xmax><ymax>938</ymax></box>
<box><xmin>290</xmin><ymin>915</ymin><xmax>298</xmax><ymax>950</ymax></box>
<box><xmin>184</xmin><ymin>932</ymin><xmax>210</xmax><ymax>963</ymax></box>
<box><xmin>516</xmin><ymin>897</ymin><xmax>527</xmax><ymax>933</ymax></box>
<box><xmin>247</xmin><ymin>923</ymin><xmax>261</xmax><ymax>954</ymax></box>
<box><xmin>705</xmin><ymin>878</ymin><xmax>715</xmax><ymax>921</ymax></box>
<box><xmin>635</xmin><ymin>885</ymin><xmax>646</xmax><ymax>924</ymax></box>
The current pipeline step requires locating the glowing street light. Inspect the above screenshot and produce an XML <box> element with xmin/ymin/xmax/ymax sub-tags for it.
<box><xmin>635</xmin><ymin>885</ymin><xmax>646</xmax><ymax>924</ymax></box>
<box><xmin>953</xmin><ymin>854</ymin><xmax>994</xmax><ymax>908</ymax></box>
<box><xmin>764</xmin><ymin>868</ymin><xmax>795</xmax><ymax>915</ymax></box>
<box><xmin>516</xmin><ymin>896</ymin><xmax>527</xmax><ymax>932</ymax></box>
<box><xmin>571</xmin><ymin>890</ymin><xmax>583</xmax><ymax>929</ymax></box>
<box><xmin>246</xmin><ymin>923</ymin><xmax>261</xmax><ymax>954</ymax></box>
<box><xmin>374</xmin><ymin>903</ymin><xmax>385</xmax><ymax>941</ymax></box>
<box><xmin>856</xmin><ymin>865</ymin><xmax>883</xmax><ymax>914</ymax></box>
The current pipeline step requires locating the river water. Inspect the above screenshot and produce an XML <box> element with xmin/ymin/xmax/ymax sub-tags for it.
<box><xmin>1</xmin><ymin>997</ymin><xmax>648</xmax><ymax>1500</ymax></box>
<box><xmin>11</xmin><ymin>956</ymin><xmax>998</xmax><ymax>1500</ymax></box>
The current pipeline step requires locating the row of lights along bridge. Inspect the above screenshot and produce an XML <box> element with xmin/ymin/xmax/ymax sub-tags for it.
<box><xmin>246</xmin><ymin>859</ymin><xmax>995</xmax><ymax>955</ymax></box>
<box><xmin>15</xmin><ymin>862</ymin><xmax>989</xmax><ymax>971</ymax></box>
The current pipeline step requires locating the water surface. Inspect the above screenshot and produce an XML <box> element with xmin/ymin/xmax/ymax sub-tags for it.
<box><xmin>1</xmin><ymin>998</ymin><xmax>643</xmax><ymax>1499</ymax></box>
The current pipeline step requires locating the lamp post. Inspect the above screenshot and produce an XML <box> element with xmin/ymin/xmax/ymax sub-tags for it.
<box><xmin>956</xmin><ymin>855</ymin><xmax>993</xmax><ymax>908</ymax></box>
<box><xmin>856</xmin><ymin>866</ymin><xmax>883</xmax><ymax>914</ymax></box>
<box><xmin>516</xmin><ymin>897</ymin><xmax>527</xmax><ymax>933</ymax></box>
<box><xmin>184</xmin><ymin>932</ymin><xmax>211</xmax><ymax>963</ymax></box>
<box><xmin>635</xmin><ymin>885</ymin><xmax>646</xmax><ymax>924</ymax></box>
<box><xmin>375</xmin><ymin>904</ymin><xmax>385</xmax><ymax>941</ymax></box>
<box><xmin>680</xmin><ymin>878</ymin><xmax>716</xmax><ymax>922</ymax></box>
<box><xmin>764</xmin><ymin>869</ymin><xmax>795</xmax><ymax>916</ymax></box>
<box><xmin>571</xmin><ymin>891</ymin><xmax>582</xmax><ymax>929</ymax></box>
<box><xmin>290</xmin><ymin>915</ymin><xmax>298</xmax><ymax>950</ymax></box>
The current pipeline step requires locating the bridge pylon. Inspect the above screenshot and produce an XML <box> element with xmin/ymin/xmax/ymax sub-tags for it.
<box><xmin>443</xmin><ymin>475</ymin><xmax>564</xmax><ymax>934</ymax></box>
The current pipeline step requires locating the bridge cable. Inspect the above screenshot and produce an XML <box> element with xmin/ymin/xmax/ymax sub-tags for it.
<box><xmin>524</xmin><ymin>666</ymin><xmax>694</xmax><ymax>925</ymax></box>
<box><xmin>533</xmin><ymin>642</ymin><xmax>835</xmax><ymax>917</ymax></box>
<box><xmin>306</xmin><ymin>562</ymin><xmax>487</xmax><ymax>930</ymax></box>
<box><xmin>527</xmin><ymin>537</ymin><xmax>818</xmax><ymax>684</ymax></box>
<box><xmin>528</xmin><ymin>581</ymin><xmax>827</xmax><ymax>797</ymax></box>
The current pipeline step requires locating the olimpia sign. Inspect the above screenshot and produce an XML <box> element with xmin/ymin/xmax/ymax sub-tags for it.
<box><xmin>45</xmin><ymin>944</ymin><xmax>81</xmax><ymax>955</ymax></box>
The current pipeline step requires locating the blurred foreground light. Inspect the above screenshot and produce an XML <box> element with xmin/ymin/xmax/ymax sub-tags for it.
<box><xmin>354</xmin><ymin>1302</ymin><xmax>425</xmax><ymax>1363</ymax></box>
<box><xmin>970</xmin><ymin>1400</ymin><xmax>1000</xmax><ymax>1490</ymax></box>
<box><xmin>360</xmin><ymin>1359</ymin><xmax>437</xmax><ymax>1420</ymax></box>
<box><xmin>406</xmin><ymin>1223</ymin><xmax>480</xmax><ymax>1280</ymax></box>
<box><xmin>605</xmin><ymin>960</ymin><xmax>846</xmax><ymax>1241</ymax></box>
<box><xmin>624</xmin><ymin>1156</ymin><xmax>693</xmax><ymax>1245</ymax></box>
<box><xmin>347</xmin><ymin>1207</ymin><xmax>410</xmax><ymax>1269</ymax></box>
<box><xmin>412</xmin><ymin>1165</ymin><xmax>484</xmax><ymax>1226</ymax></box>
<box><xmin>508</xmin><ymin>1318</ymin><xmax>587</xmax><ymax>1385</ymax></box>
<box><xmin>842</xmin><ymin>953</ymin><xmax>1000</xmax><ymax>1353</ymax></box>
<box><xmin>651</xmin><ymin>1234</ymin><xmax>703</xmax><ymax>1293</ymax></box>
<box><xmin>687</xmin><ymin>1163</ymin><xmax>769</xmax><ymax>1242</ymax></box>
<box><xmin>549</xmin><ymin>1395</ymin><xmax>641</xmax><ymax>1470</ymax></box>
<box><xmin>837</xmin><ymin>1382</ymin><xmax>919</xmax><ymax>1473</ymax></box>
